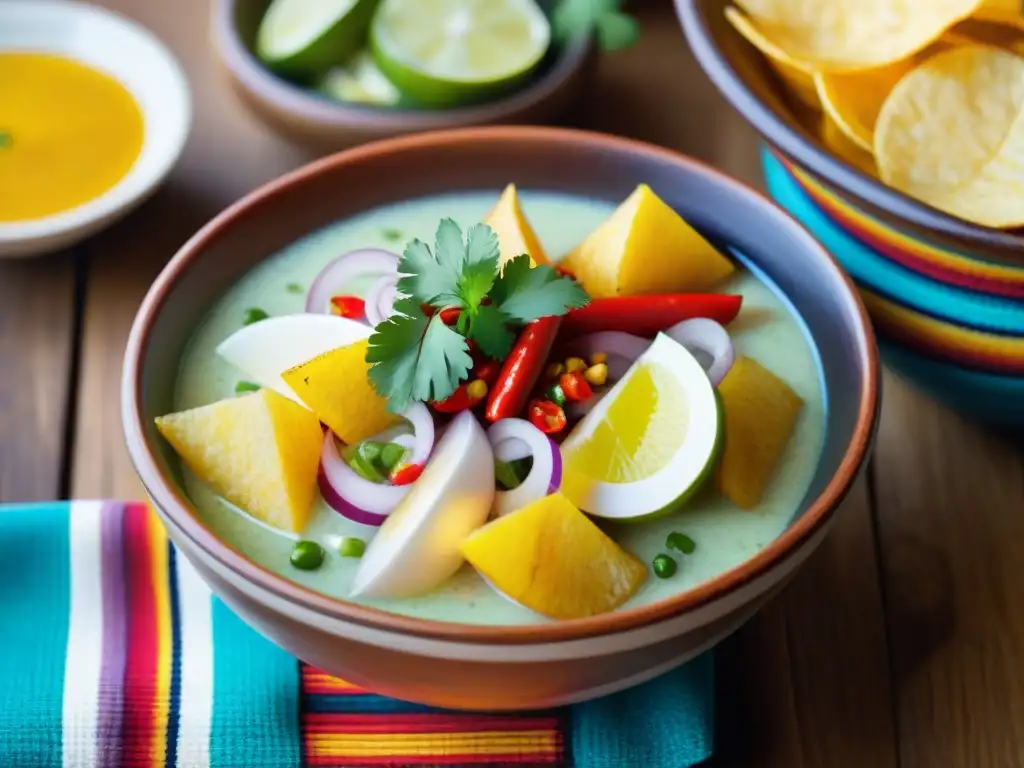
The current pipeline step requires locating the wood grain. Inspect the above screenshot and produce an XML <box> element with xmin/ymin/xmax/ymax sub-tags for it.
<box><xmin>873</xmin><ymin>372</ymin><xmax>1024</xmax><ymax>768</ymax></box>
<box><xmin>0</xmin><ymin>253</ymin><xmax>78</xmax><ymax>502</ymax></box>
<box><xmin>70</xmin><ymin>0</ymin><xmax>316</xmax><ymax>498</ymax></box>
<box><xmin>69</xmin><ymin>1</ymin><xmax>900</xmax><ymax>765</ymax></box>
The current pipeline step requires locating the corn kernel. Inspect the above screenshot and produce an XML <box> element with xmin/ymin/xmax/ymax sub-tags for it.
<box><xmin>584</xmin><ymin>363</ymin><xmax>608</xmax><ymax>387</ymax></box>
<box><xmin>565</xmin><ymin>357</ymin><xmax>587</xmax><ymax>373</ymax></box>
<box><xmin>545</xmin><ymin>362</ymin><xmax>565</xmax><ymax>379</ymax></box>
<box><xmin>590</xmin><ymin>352</ymin><xmax>608</xmax><ymax>365</ymax></box>
<box><xmin>467</xmin><ymin>379</ymin><xmax>488</xmax><ymax>400</ymax></box>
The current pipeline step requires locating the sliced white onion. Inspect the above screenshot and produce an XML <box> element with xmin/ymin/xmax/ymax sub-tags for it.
<box><xmin>486</xmin><ymin>419</ymin><xmax>562</xmax><ymax>517</ymax></box>
<box><xmin>666</xmin><ymin>318</ymin><xmax>735</xmax><ymax>386</ymax></box>
<box><xmin>318</xmin><ymin>403</ymin><xmax>436</xmax><ymax>526</ymax></box>
<box><xmin>364</xmin><ymin>273</ymin><xmax>400</xmax><ymax>327</ymax></box>
<box><xmin>305</xmin><ymin>248</ymin><xmax>399</xmax><ymax>315</ymax></box>
<box><xmin>493</xmin><ymin>437</ymin><xmax>532</xmax><ymax>463</ymax></box>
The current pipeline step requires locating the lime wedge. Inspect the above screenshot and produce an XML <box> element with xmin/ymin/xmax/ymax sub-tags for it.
<box><xmin>318</xmin><ymin>50</ymin><xmax>401</xmax><ymax>106</ymax></box>
<box><xmin>256</xmin><ymin>0</ymin><xmax>378</xmax><ymax>78</ymax></box>
<box><xmin>369</xmin><ymin>0</ymin><xmax>551</xmax><ymax>108</ymax></box>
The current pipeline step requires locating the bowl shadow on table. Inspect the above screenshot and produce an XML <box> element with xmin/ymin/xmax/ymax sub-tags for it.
<box><xmin>216</xmin><ymin>0</ymin><xmax>596</xmax><ymax>153</ymax></box>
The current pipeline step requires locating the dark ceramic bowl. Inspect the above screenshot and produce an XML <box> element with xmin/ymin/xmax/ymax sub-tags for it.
<box><xmin>674</xmin><ymin>0</ymin><xmax>1024</xmax><ymax>269</ymax></box>
<box><xmin>122</xmin><ymin>127</ymin><xmax>878</xmax><ymax>709</ymax></box>
<box><xmin>211</xmin><ymin>0</ymin><xmax>594</xmax><ymax>151</ymax></box>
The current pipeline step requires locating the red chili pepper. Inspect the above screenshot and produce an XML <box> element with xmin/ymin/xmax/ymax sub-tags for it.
<box><xmin>560</xmin><ymin>371</ymin><xmax>592</xmax><ymax>402</ymax></box>
<box><xmin>330</xmin><ymin>295</ymin><xmax>366</xmax><ymax>318</ymax></box>
<box><xmin>391</xmin><ymin>464</ymin><xmax>424</xmax><ymax>486</ymax></box>
<box><xmin>485</xmin><ymin>316</ymin><xmax>562</xmax><ymax>422</ymax></box>
<box><xmin>528</xmin><ymin>399</ymin><xmax>567</xmax><ymax>434</ymax></box>
<box><xmin>439</xmin><ymin>307</ymin><xmax>461</xmax><ymax>325</ymax></box>
<box><xmin>560</xmin><ymin>294</ymin><xmax>743</xmax><ymax>338</ymax></box>
<box><xmin>474</xmin><ymin>360</ymin><xmax>501</xmax><ymax>384</ymax></box>
<box><xmin>421</xmin><ymin>304</ymin><xmax>436</xmax><ymax>317</ymax></box>
<box><xmin>432</xmin><ymin>381</ymin><xmax>486</xmax><ymax>413</ymax></box>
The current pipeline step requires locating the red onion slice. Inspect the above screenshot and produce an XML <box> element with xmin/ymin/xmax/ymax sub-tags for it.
<box><xmin>486</xmin><ymin>418</ymin><xmax>562</xmax><ymax>518</ymax></box>
<box><xmin>319</xmin><ymin>432</ymin><xmax>410</xmax><ymax>526</ymax></box>
<box><xmin>364</xmin><ymin>274</ymin><xmax>400</xmax><ymax>327</ymax></box>
<box><xmin>318</xmin><ymin>403</ymin><xmax>436</xmax><ymax>526</ymax></box>
<box><xmin>666</xmin><ymin>318</ymin><xmax>735</xmax><ymax>386</ymax></box>
<box><xmin>306</xmin><ymin>248</ymin><xmax>399</xmax><ymax>315</ymax></box>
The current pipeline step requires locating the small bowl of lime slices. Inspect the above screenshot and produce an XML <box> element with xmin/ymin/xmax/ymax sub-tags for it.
<box><xmin>213</xmin><ymin>0</ymin><xmax>635</xmax><ymax>148</ymax></box>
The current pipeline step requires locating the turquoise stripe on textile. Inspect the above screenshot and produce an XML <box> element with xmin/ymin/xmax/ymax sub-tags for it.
<box><xmin>210</xmin><ymin>599</ymin><xmax>301</xmax><ymax>768</ymax></box>
<box><xmin>570</xmin><ymin>653</ymin><xmax>715</xmax><ymax>768</ymax></box>
<box><xmin>0</xmin><ymin>502</ymin><xmax>71</xmax><ymax>767</ymax></box>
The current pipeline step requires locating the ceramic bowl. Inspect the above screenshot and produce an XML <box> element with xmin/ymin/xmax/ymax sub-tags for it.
<box><xmin>0</xmin><ymin>0</ymin><xmax>191</xmax><ymax>259</ymax></box>
<box><xmin>211</xmin><ymin>0</ymin><xmax>594</xmax><ymax>151</ymax></box>
<box><xmin>122</xmin><ymin>126</ymin><xmax>878</xmax><ymax>710</ymax></box>
<box><xmin>762</xmin><ymin>147</ymin><xmax>1024</xmax><ymax>425</ymax></box>
<box><xmin>674</xmin><ymin>0</ymin><xmax>1024</xmax><ymax>280</ymax></box>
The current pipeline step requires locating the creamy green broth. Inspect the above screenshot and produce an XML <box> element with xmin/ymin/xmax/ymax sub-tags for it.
<box><xmin>173</xmin><ymin>190</ymin><xmax>825</xmax><ymax>625</ymax></box>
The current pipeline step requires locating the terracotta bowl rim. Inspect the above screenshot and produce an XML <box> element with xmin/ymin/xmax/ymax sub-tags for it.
<box><xmin>673</xmin><ymin>0</ymin><xmax>1024</xmax><ymax>253</ymax></box>
<box><xmin>122</xmin><ymin>125</ymin><xmax>880</xmax><ymax>645</ymax></box>
<box><xmin>210</xmin><ymin>0</ymin><xmax>593</xmax><ymax>132</ymax></box>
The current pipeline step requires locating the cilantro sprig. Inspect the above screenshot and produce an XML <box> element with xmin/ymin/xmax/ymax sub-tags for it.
<box><xmin>367</xmin><ymin>219</ymin><xmax>589</xmax><ymax>411</ymax></box>
<box><xmin>552</xmin><ymin>0</ymin><xmax>640</xmax><ymax>53</ymax></box>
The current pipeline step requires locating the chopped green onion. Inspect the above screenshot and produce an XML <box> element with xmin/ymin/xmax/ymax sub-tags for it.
<box><xmin>235</xmin><ymin>380</ymin><xmax>261</xmax><ymax>394</ymax></box>
<box><xmin>243</xmin><ymin>307</ymin><xmax>269</xmax><ymax>326</ymax></box>
<box><xmin>286</xmin><ymin>282</ymin><xmax>304</xmax><ymax>294</ymax></box>
<box><xmin>494</xmin><ymin>457</ymin><xmax>533</xmax><ymax>491</ymax></box>
<box><xmin>290</xmin><ymin>540</ymin><xmax>325</xmax><ymax>570</ymax></box>
<box><xmin>338</xmin><ymin>537</ymin><xmax>366</xmax><ymax>558</ymax></box>
<box><xmin>666</xmin><ymin>532</ymin><xmax>696</xmax><ymax>555</ymax></box>
<box><xmin>345</xmin><ymin>442</ymin><xmax>387</xmax><ymax>483</ymax></box>
<box><xmin>545</xmin><ymin>383</ymin><xmax>567</xmax><ymax>407</ymax></box>
<box><xmin>652</xmin><ymin>553</ymin><xmax>677</xmax><ymax>579</ymax></box>
<box><xmin>379</xmin><ymin>442</ymin><xmax>406</xmax><ymax>473</ymax></box>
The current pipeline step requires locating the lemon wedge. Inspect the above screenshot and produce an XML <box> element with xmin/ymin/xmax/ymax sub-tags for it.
<box><xmin>560</xmin><ymin>333</ymin><xmax>722</xmax><ymax>521</ymax></box>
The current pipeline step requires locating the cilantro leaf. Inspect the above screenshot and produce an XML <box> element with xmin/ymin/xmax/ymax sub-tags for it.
<box><xmin>468</xmin><ymin>304</ymin><xmax>517</xmax><ymax>360</ymax></box>
<box><xmin>396</xmin><ymin>238</ymin><xmax>460</xmax><ymax>306</ymax></box>
<box><xmin>456</xmin><ymin>254</ymin><xmax>499</xmax><ymax>311</ymax></box>
<box><xmin>552</xmin><ymin>0</ymin><xmax>637</xmax><ymax>52</ymax></box>
<box><xmin>366</xmin><ymin>298</ymin><xmax>472</xmax><ymax>411</ymax></box>
<box><xmin>435</xmin><ymin>218</ymin><xmax>466</xmax><ymax>276</ymax></box>
<box><xmin>492</xmin><ymin>255</ymin><xmax>590</xmax><ymax>323</ymax></box>
<box><xmin>465</xmin><ymin>223</ymin><xmax>500</xmax><ymax>265</ymax></box>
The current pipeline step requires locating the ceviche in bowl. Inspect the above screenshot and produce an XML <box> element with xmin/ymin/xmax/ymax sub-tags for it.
<box><xmin>123</xmin><ymin>127</ymin><xmax>877</xmax><ymax>709</ymax></box>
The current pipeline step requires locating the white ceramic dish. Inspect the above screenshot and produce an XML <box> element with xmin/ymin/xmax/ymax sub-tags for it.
<box><xmin>0</xmin><ymin>0</ymin><xmax>192</xmax><ymax>258</ymax></box>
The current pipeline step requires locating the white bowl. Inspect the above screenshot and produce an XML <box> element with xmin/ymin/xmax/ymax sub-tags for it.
<box><xmin>0</xmin><ymin>1</ymin><xmax>191</xmax><ymax>258</ymax></box>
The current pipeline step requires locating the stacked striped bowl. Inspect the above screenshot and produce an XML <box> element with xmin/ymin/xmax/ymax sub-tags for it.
<box><xmin>677</xmin><ymin>0</ymin><xmax>1024</xmax><ymax>427</ymax></box>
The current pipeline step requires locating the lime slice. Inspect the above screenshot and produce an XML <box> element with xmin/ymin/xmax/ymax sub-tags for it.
<box><xmin>560</xmin><ymin>333</ymin><xmax>723</xmax><ymax>521</ymax></box>
<box><xmin>256</xmin><ymin>0</ymin><xmax>377</xmax><ymax>78</ymax></box>
<box><xmin>369</xmin><ymin>0</ymin><xmax>551</xmax><ymax>108</ymax></box>
<box><xmin>318</xmin><ymin>50</ymin><xmax>402</xmax><ymax>106</ymax></box>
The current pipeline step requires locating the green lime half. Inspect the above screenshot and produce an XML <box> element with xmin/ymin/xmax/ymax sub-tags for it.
<box><xmin>318</xmin><ymin>50</ymin><xmax>402</xmax><ymax>106</ymax></box>
<box><xmin>369</xmin><ymin>0</ymin><xmax>551</xmax><ymax>108</ymax></box>
<box><xmin>256</xmin><ymin>0</ymin><xmax>379</xmax><ymax>79</ymax></box>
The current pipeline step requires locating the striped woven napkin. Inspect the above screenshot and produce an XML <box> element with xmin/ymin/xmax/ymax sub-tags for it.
<box><xmin>0</xmin><ymin>501</ymin><xmax>714</xmax><ymax>767</ymax></box>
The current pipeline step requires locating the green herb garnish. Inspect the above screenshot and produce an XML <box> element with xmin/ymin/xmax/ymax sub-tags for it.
<box><xmin>339</xmin><ymin>537</ymin><xmax>366</xmax><ymax>558</ymax></box>
<box><xmin>243</xmin><ymin>307</ymin><xmax>269</xmax><ymax>326</ymax></box>
<box><xmin>0</xmin><ymin>131</ymin><xmax>11</xmax><ymax>150</ymax></box>
<box><xmin>382</xmin><ymin>228</ymin><xmax>404</xmax><ymax>242</ymax></box>
<box><xmin>553</xmin><ymin>0</ymin><xmax>640</xmax><ymax>52</ymax></box>
<box><xmin>286</xmin><ymin>282</ymin><xmax>304</xmax><ymax>294</ymax></box>
<box><xmin>495</xmin><ymin>457</ymin><xmax>534</xmax><ymax>491</ymax></box>
<box><xmin>235</xmin><ymin>381</ymin><xmax>261</xmax><ymax>394</ymax></box>
<box><xmin>667</xmin><ymin>532</ymin><xmax>696</xmax><ymax>555</ymax></box>
<box><xmin>367</xmin><ymin>219</ymin><xmax>589</xmax><ymax>411</ymax></box>
<box><xmin>652</xmin><ymin>553</ymin><xmax>677</xmax><ymax>579</ymax></box>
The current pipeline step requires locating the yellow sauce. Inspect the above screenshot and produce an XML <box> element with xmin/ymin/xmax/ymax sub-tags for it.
<box><xmin>0</xmin><ymin>53</ymin><xmax>145</xmax><ymax>222</ymax></box>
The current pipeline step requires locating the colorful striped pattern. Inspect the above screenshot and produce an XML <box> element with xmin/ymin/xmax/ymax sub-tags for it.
<box><xmin>778</xmin><ymin>153</ymin><xmax>1024</xmax><ymax>298</ymax></box>
<box><xmin>859</xmin><ymin>289</ymin><xmax>1024</xmax><ymax>374</ymax></box>
<box><xmin>300</xmin><ymin>666</ymin><xmax>565</xmax><ymax>765</ymax></box>
<box><xmin>0</xmin><ymin>501</ymin><xmax>715</xmax><ymax>768</ymax></box>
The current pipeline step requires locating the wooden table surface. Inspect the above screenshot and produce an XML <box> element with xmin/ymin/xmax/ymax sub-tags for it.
<box><xmin>5</xmin><ymin>1</ymin><xmax>1024</xmax><ymax>765</ymax></box>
